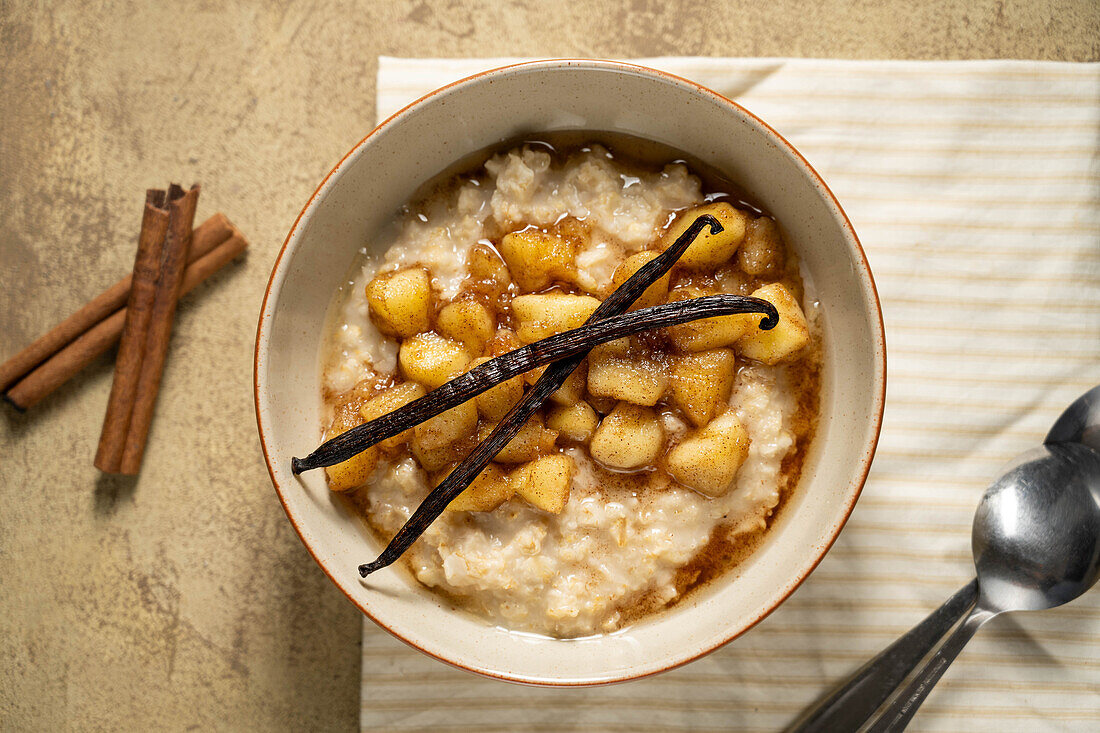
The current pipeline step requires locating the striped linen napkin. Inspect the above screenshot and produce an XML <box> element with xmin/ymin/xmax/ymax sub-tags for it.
<box><xmin>363</xmin><ymin>57</ymin><xmax>1100</xmax><ymax>732</ymax></box>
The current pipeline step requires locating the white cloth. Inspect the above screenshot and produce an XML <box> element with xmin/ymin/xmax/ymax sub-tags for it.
<box><xmin>364</xmin><ymin>57</ymin><xmax>1100</xmax><ymax>732</ymax></box>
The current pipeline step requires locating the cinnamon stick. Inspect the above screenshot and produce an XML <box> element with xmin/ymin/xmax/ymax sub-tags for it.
<box><xmin>94</xmin><ymin>191</ymin><xmax>170</xmax><ymax>472</ymax></box>
<box><xmin>115</xmin><ymin>184</ymin><xmax>200</xmax><ymax>474</ymax></box>
<box><xmin>3</xmin><ymin>222</ymin><xmax>246</xmax><ymax>412</ymax></box>
<box><xmin>0</xmin><ymin>212</ymin><xmax>234</xmax><ymax>393</ymax></box>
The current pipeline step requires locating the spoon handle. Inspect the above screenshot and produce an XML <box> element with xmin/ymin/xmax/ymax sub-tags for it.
<box><xmin>866</xmin><ymin>603</ymin><xmax>995</xmax><ymax>732</ymax></box>
<box><xmin>785</xmin><ymin>579</ymin><xmax>978</xmax><ymax>733</ymax></box>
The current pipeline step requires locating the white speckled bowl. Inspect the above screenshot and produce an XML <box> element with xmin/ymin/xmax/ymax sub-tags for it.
<box><xmin>255</xmin><ymin>60</ymin><xmax>885</xmax><ymax>685</ymax></box>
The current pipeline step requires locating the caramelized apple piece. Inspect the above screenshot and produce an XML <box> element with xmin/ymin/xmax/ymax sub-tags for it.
<box><xmin>398</xmin><ymin>332</ymin><xmax>470</xmax><ymax>389</ymax></box>
<box><xmin>512</xmin><ymin>292</ymin><xmax>601</xmax><ymax>344</ymax></box>
<box><xmin>446</xmin><ymin>464</ymin><xmax>514</xmax><ymax>512</ymax></box>
<box><xmin>737</xmin><ymin>216</ymin><xmax>783</xmax><ymax>277</ymax></box>
<box><xmin>660</xmin><ymin>202</ymin><xmax>749</xmax><ymax>270</ymax></box>
<box><xmin>589</xmin><ymin>402</ymin><xmax>665</xmax><ymax>470</ymax></box>
<box><xmin>412</xmin><ymin>399</ymin><xmax>478</xmax><ymax>450</ymax></box>
<box><xmin>437</xmin><ymin>299</ymin><xmax>496</xmax><ymax>354</ymax></box>
<box><xmin>587</xmin><ymin>338</ymin><xmax>668</xmax><ymax>407</ymax></box>
<box><xmin>738</xmin><ymin>283</ymin><xmax>811</xmax><ymax>364</ymax></box>
<box><xmin>546</xmin><ymin>402</ymin><xmax>599</xmax><ymax>443</ymax></box>
<box><xmin>485</xmin><ymin>327</ymin><xmax>521</xmax><ymax>357</ymax></box>
<box><xmin>365</xmin><ymin>267</ymin><xmax>433</xmax><ymax>338</ymax></box>
<box><xmin>324</xmin><ymin>402</ymin><xmax>378</xmax><ymax>492</ymax></box>
<box><xmin>499</xmin><ymin>228</ymin><xmax>578</xmax><ymax>291</ymax></box>
<box><xmin>465</xmin><ymin>242</ymin><xmax>512</xmax><ymax>300</ymax></box>
<box><xmin>668</xmin><ymin>349</ymin><xmax>736</xmax><ymax>427</ymax></box>
<box><xmin>666</xmin><ymin>411</ymin><xmax>750</xmax><ymax>496</ymax></box>
<box><xmin>411</xmin><ymin>440</ymin><xmax>467</xmax><ymax>473</ymax></box>
<box><xmin>513</xmin><ymin>454</ymin><xmax>575</xmax><ymax>514</ymax></box>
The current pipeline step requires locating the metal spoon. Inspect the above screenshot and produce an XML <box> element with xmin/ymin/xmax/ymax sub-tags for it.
<box><xmin>789</xmin><ymin>385</ymin><xmax>1100</xmax><ymax>733</ymax></box>
<box><xmin>866</xmin><ymin>441</ymin><xmax>1100</xmax><ymax>731</ymax></box>
<box><xmin>1045</xmin><ymin>384</ymin><xmax>1100</xmax><ymax>453</ymax></box>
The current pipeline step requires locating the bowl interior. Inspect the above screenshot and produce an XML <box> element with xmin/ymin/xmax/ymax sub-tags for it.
<box><xmin>256</xmin><ymin>60</ymin><xmax>884</xmax><ymax>685</ymax></box>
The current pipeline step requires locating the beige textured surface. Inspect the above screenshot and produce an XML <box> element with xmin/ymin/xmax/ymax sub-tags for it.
<box><xmin>1</xmin><ymin>2</ymin><xmax>1097</xmax><ymax>731</ymax></box>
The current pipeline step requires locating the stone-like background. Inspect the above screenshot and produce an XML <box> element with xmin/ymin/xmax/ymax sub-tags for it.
<box><xmin>1</xmin><ymin>2</ymin><xmax>1097</xmax><ymax>730</ymax></box>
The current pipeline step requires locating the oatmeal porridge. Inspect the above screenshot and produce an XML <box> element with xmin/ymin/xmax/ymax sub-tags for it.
<box><xmin>318</xmin><ymin>135</ymin><xmax>819</xmax><ymax>637</ymax></box>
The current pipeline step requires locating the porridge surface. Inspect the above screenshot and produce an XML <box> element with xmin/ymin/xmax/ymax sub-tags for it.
<box><xmin>365</xmin><ymin>367</ymin><xmax>793</xmax><ymax>636</ymax></box>
<box><xmin>322</xmin><ymin>142</ymin><xmax>813</xmax><ymax>637</ymax></box>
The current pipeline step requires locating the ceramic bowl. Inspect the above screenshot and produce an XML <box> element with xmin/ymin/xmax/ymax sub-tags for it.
<box><xmin>255</xmin><ymin>59</ymin><xmax>885</xmax><ymax>685</ymax></box>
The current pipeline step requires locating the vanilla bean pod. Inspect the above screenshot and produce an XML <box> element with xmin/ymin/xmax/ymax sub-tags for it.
<box><xmin>293</xmin><ymin>293</ymin><xmax>777</xmax><ymax>473</ymax></box>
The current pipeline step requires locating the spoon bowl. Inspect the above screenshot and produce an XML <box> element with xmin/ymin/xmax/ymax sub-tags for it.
<box><xmin>1045</xmin><ymin>384</ymin><xmax>1100</xmax><ymax>453</ymax></box>
<box><xmin>790</xmin><ymin>385</ymin><xmax>1100</xmax><ymax>733</ymax></box>
<box><xmin>862</xmin><ymin>440</ymin><xmax>1100</xmax><ymax>732</ymax></box>
<box><xmin>973</xmin><ymin>443</ymin><xmax>1100</xmax><ymax>613</ymax></box>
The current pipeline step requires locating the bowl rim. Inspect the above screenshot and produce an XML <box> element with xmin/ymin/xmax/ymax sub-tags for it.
<box><xmin>254</xmin><ymin>57</ymin><xmax>887</xmax><ymax>686</ymax></box>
